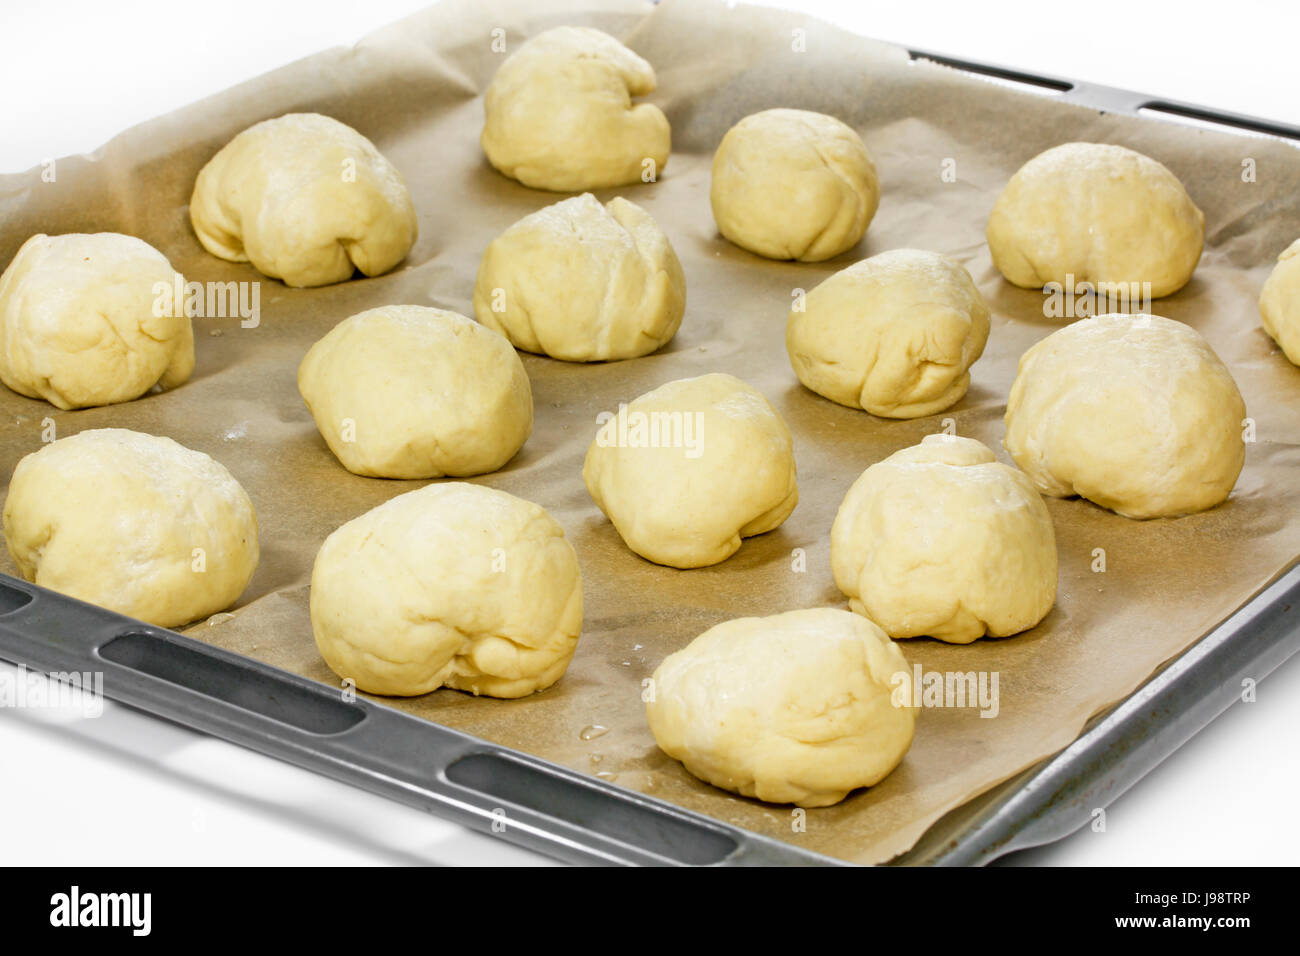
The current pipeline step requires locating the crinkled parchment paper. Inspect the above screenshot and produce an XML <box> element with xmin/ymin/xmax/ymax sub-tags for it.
<box><xmin>2</xmin><ymin>0</ymin><xmax>1299</xmax><ymax>864</ymax></box>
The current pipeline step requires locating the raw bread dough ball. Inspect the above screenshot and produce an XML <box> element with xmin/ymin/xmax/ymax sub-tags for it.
<box><xmin>583</xmin><ymin>373</ymin><xmax>798</xmax><ymax>568</ymax></box>
<box><xmin>297</xmin><ymin>306</ymin><xmax>532</xmax><ymax>479</ymax></box>
<box><xmin>0</xmin><ymin>233</ymin><xmax>194</xmax><ymax>410</ymax></box>
<box><xmin>1004</xmin><ymin>313</ymin><xmax>1245</xmax><ymax>519</ymax></box>
<box><xmin>987</xmin><ymin>142</ymin><xmax>1204</xmax><ymax>297</ymax></box>
<box><xmin>645</xmin><ymin>608</ymin><xmax>915</xmax><ymax>807</ymax></box>
<box><xmin>786</xmin><ymin>248</ymin><xmax>990</xmax><ymax>417</ymax></box>
<box><xmin>3</xmin><ymin>428</ymin><xmax>259</xmax><ymax>628</ymax></box>
<box><xmin>481</xmin><ymin>27</ymin><xmax>671</xmax><ymax>192</ymax></box>
<box><xmin>710</xmin><ymin>109</ymin><xmax>879</xmax><ymax>262</ymax></box>
<box><xmin>831</xmin><ymin>435</ymin><xmax>1057</xmax><ymax>644</ymax></box>
<box><xmin>474</xmin><ymin>194</ymin><xmax>685</xmax><ymax>361</ymax></box>
<box><xmin>190</xmin><ymin>113</ymin><xmax>418</xmax><ymax>288</ymax></box>
<box><xmin>310</xmin><ymin>483</ymin><xmax>583</xmax><ymax>698</ymax></box>
<box><xmin>1259</xmin><ymin>237</ymin><xmax>1300</xmax><ymax>366</ymax></box>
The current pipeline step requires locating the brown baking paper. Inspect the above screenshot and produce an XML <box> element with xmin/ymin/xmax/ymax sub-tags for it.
<box><xmin>3</xmin><ymin>0</ymin><xmax>1299</xmax><ymax>865</ymax></box>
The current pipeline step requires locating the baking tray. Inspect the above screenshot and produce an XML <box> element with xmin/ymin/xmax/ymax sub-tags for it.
<box><xmin>1</xmin><ymin>44</ymin><xmax>1297</xmax><ymax>867</ymax></box>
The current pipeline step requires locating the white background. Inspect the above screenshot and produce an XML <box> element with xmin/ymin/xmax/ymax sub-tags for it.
<box><xmin>1</xmin><ymin>0</ymin><xmax>1297</xmax><ymax>865</ymax></box>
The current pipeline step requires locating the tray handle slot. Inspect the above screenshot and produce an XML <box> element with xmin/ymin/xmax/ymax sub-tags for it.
<box><xmin>1136</xmin><ymin>102</ymin><xmax>1300</xmax><ymax>141</ymax></box>
<box><xmin>444</xmin><ymin>751</ymin><xmax>738</xmax><ymax>866</ymax></box>
<box><xmin>908</xmin><ymin>50</ymin><xmax>1072</xmax><ymax>95</ymax></box>
<box><xmin>98</xmin><ymin>629</ymin><xmax>366</xmax><ymax>736</ymax></box>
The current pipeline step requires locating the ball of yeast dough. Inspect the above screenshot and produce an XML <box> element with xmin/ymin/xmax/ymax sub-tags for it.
<box><xmin>582</xmin><ymin>373</ymin><xmax>798</xmax><ymax>568</ymax></box>
<box><xmin>310</xmin><ymin>482</ymin><xmax>583</xmax><ymax>698</ymax></box>
<box><xmin>987</xmin><ymin>142</ymin><xmax>1204</xmax><ymax>297</ymax></box>
<box><xmin>786</xmin><ymin>248</ymin><xmax>990</xmax><ymax>417</ymax></box>
<box><xmin>297</xmin><ymin>306</ymin><xmax>532</xmax><ymax>479</ymax></box>
<box><xmin>481</xmin><ymin>27</ymin><xmax>671</xmax><ymax>192</ymax></box>
<box><xmin>1004</xmin><ymin>313</ymin><xmax>1245</xmax><ymax>519</ymax></box>
<box><xmin>831</xmin><ymin>435</ymin><xmax>1057</xmax><ymax>644</ymax></box>
<box><xmin>710</xmin><ymin>108</ymin><xmax>879</xmax><ymax>262</ymax></box>
<box><xmin>0</xmin><ymin>233</ymin><xmax>194</xmax><ymax>410</ymax></box>
<box><xmin>3</xmin><ymin>429</ymin><xmax>259</xmax><ymax>628</ymax></box>
<box><xmin>1259</xmin><ymin>237</ymin><xmax>1300</xmax><ymax>366</ymax></box>
<box><xmin>190</xmin><ymin>113</ymin><xmax>418</xmax><ymax>288</ymax></box>
<box><xmin>473</xmin><ymin>193</ymin><xmax>686</xmax><ymax>361</ymax></box>
<box><xmin>645</xmin><ymin>607</ymin><xmax>915</xmax><ymax>807</ymax></box>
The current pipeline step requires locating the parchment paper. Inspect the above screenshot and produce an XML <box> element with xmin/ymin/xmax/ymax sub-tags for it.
<box><xmin>3</xmin><ymin>0</ymin><xmax>1299</xmax><ymax>865</ymax></box>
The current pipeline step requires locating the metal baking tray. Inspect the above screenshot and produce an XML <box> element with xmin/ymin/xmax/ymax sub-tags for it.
<box><xmin>0</xmin><ymin>47</ymin><xmax>1297</xmax><ymax>868</ymax></box>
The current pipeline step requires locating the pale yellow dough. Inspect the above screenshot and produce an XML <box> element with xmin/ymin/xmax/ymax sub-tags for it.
<box><xmin>3</xmin><ymin>429</ymin><xmax>259</xmax><ymax>628</ymax></box>
<box><xmin>190</xmin><ymin>113</ymin><xmax>417</xmax><ymax>288</ymax></box>
<box><xmin>297</xmin><ymin>306</ymin><xmax>532</xmax><ymax>479</ymax></box>
<box><xmin>582</xmin><ymin>373</ymin><xmax>798</xmax><ymax>568</ymax></box>
<box><xmin>0</xmin><ymin>233</ymin><xmax>194</xmax><ymax>410</ymax></box>
<box><xmin>1259</xmin><ymin>237</ymin><xmax>1300</xmax><ymax>366</ymax></box>
<box><xmin>831</xmin><ymin>435</ymin><xmax>1057</xmax><ymax>644</ymax></box>
<box><xmin>987</xmin><ymin>142</ymin><xmax>1203</xmax><ymax>297</ymax></box>
<box><xmin>1004</xmin><ymin>313</ymin><xmax>1245</xmax><ymax>519</ymax></box>
<box><xmin>481</xmin><ymin>27</ymin><xmax>671</xmax><ymax>192</ymax></box>
<box><xmin>645</xmin><ymin>608</ymin><xmax>916</xmax><ymax>807</ymax></box>
<box><xmin>710</xmin><ymin>108</ymin><xmax>878</xmax><ymax>262</ymax></box>
<box><xmin>786</xmin><ymin>248</ymin><xmax>989</xmax><ymax>417</ymax></box>
<box><xmin>310</xmin><ymin>483</ymin><xmax>583</xmax><ymax>698</ymax></box>
<box><xmin>474</xmin><ymin>194</ymin><xmax>685</xmax><ymax>361</ymax></box>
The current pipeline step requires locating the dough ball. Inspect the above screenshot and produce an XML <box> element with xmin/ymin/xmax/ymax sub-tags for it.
<box><xmin>831</xmin><ymin>435</ymin><xmax>1057</xmax><ymax>644</ymax></box>
<box><xmin>786</xmin><ymin>248</ymin><xmax>990</xmax><ymax>417</ymax></box>
<box><xmin>987</xmin><ymin>142</ymin><xmax>1204</xmax><ymax>297</ymax></box>
<box><xmin>297</xmin><ymin>306</ymin><xmax>532</xmax><ymax>479</ymax></box>
<box><xmin>310</xmin><ymin>482</ymin><xmax>583</xmax><ymax>698</ymax></box>
<box><xmin>583</xmin><ymin>373</ymin><xmax>798</xmax><ymax>568</ymax></box>
<box><xmin>710</xmin><ymin>109</ymin><xmax>879</xmax><ymax>262</ymax></box>
<box><xmin>481</xmin><ymin>27</ymin><xmax>671</xmax><ymax>192</ymax></box>
<box><xmin>1259</xmin><ymin>237</ymin><xmax>1300</xmax><ymax>366</ymax></box>
<box><xmin>3</xmin><ymin>428</ymin><xmax>259</xmax><ymax>628</ymax></box>
<box><xmin>190</xmin><ymin>113</ymin><xmax>418</xmax><ymax>288</ymax></box>
<box><xmin>0</xmin><ymin>233</ymin><xmax>194</xmax><ymax>410</ymax></box>
<box><xmin>473</xmin><ymin>194</ymin><xmax>685</xmax><ymax>362</ymax></box>
<box><xmin>1004</xmin><ymin>313</ymin><xmax>1245</xmax><ymax>519</ymax></box>
<box><xmin>645</xmin><ymin>607</ymin><xmax>915</xmax><ymax>807</ymax></box>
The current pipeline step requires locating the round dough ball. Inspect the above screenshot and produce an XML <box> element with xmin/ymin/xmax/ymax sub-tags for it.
<box><xmin>786</xmin><ymin>248</ymin><xmax>990</xmax><ymax>417</ymax></box>
<box><xmin>710</xmin><ymin>109</ymin><xmax>879</xmax><ymax>262</ymax></box>
<box><xmin>297</xmin><ymin>306</ymin><xmax>532</xmax><ymax>479</ymax></box>
<box><xmin>310</xmin><ymin>482</ymin><xmax>582</xmax><ymax>698</ymax></box>
<box><xmin>473</xmin><ymin>194</ymin><xmax>685</xmax><ymax>361</ymax></box>
<box><xmin>583</xmin><ymin>373</ymin><xmax>798</xmax><ymax>568</ymax></box>
<box><xmin>1259</xmin><ymin>237</ymin><xmax>1300</xmax><ymax>366</ymax></box>
<box><xmin>645</xmin><ymin>608</ymin><xmax>915</xmax><ymax>807</ymax></box>
<box><xmin>3</xmin><ymin>428</ymin><xmax>259</xmax><ymax>628</ymax></box>
<box><xmin>481</xmin><ymin>27</ymin><xmax>671</xmax><ymax>192</ymax></box>
<box><xmin>831</xmin><ymin>435</ymin><xmax>1057</xmax><ymax>644</ymax></box>
<box><xmin>1004</xmin><ymin>313</ymin><xmax>1245</xmax><ymax>519</ymax></box>
<box><xmin>987</xmin><ymin>142</ymin><xmax>1204</xmax><ymax>297</ymax></box>
<box><xmin>0</xmin><ymin>233</ymin><xmax>194</xmax><ymax>410</ymax></box>
<box><xmin>190</xmin><ymin>113</ymin><xmax>418</xmax><ymax>288</ymax></box>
